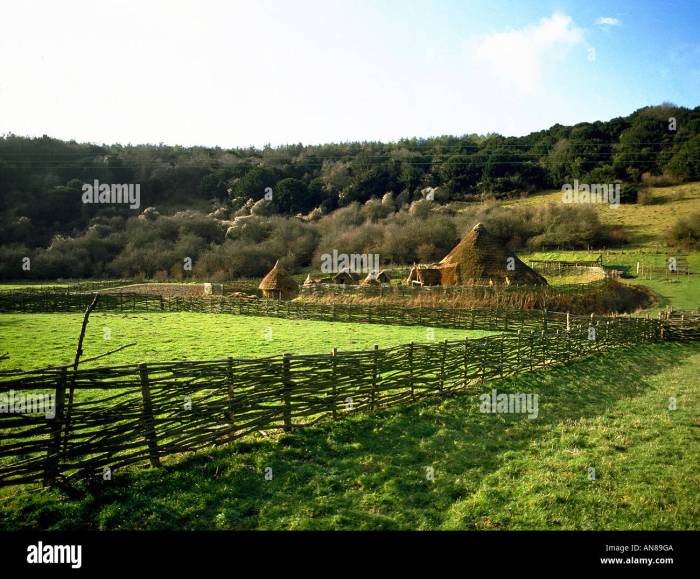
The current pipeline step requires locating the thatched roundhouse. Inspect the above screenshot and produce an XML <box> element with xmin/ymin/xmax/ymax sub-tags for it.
<box><xmin>259</xmin><ymin>260</ymin><xmax>299</xmax><ymax>299</ymax></box>
<box><xmin>406</xmin><ymin>223</ymin><xmax>547</xmax><ymax>287</ymax></box>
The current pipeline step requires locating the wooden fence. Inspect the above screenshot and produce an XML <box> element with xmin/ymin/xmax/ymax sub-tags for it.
<box><xmin>0</xmin><ymin>289</ymin><xmax>617</xmax><ymax>334</ymax></box>
<box><xmin>0</xmin><ymin>315</ymin><xmax>663</xmax><ymax>487</ymax></box>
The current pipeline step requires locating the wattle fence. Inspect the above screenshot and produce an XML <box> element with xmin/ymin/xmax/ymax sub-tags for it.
<box><xmin>0</xmin><ymin>313</ymin><xmax>662</xmax><ymax>487</ymax></box>
<box><xmin>2</xmin><ymin>288</ymin><xmax>698</xmax><ymax>488</ymax></box>
<box><xmin>0</xmin><ymin>289</ymin><xmax>628</xmax><ymax>333</ymax></box>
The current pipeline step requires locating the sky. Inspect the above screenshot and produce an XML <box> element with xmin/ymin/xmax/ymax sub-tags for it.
<box><xmin>0</xmin><ymin>0</ymin><xmax>699</xmax><ymax>148</ymax></box>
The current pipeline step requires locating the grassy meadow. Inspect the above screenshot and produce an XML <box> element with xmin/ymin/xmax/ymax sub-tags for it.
<box><xmin>2</xmin><ymin>341</ymin><xmax>698</xmax><ymax>530</ymax></box>
<box><xmin>0</xmin><ymin>312</ymin><xmax>495</xmax><ymax>371</ymax></box>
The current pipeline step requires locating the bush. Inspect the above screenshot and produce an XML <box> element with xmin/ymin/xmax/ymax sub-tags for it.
<box><xmin>666</xmin><ymin>212</ymin><xmax>700</xmax><ymax>249</ymax></box>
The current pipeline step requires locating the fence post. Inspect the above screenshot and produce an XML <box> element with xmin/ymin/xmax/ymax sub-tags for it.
<box><xmin>226</xmin><ymin>357</ymin><xmax>235</xmax><ymax>431</ymax></box>
<box><xmin>138</xmin><ymin>363</ymin><xmax>161</xmax><ymax>468</ymax></box>
<box><xmin>408</xmin><ymin>342</ymin><xmax>415</xmax><ymax>400</ymax></box>
<box><xmin>541</xmin><ymin>330</ymin><xmax>546</xmax><ymax>366</ymax></box>
<box><xmin>463</xmin><ymin>337</ymin><xmax>469</xmax><ymax>386</ymax></box>
<box><xmin>331</xmin><ymin>348</ymin><xmax>338</xmax><ymax>420</ymax></box>
<box><xmin>44</xmin><ymin>368</ymin><xmax>68</xmax><ymax>486</ymax></box>
<box><xmin>439</xmin><ymin>339</ymin><xmax>447</xmax><ymax>392</ymax></box>
<box><xmin>282</xmin><ymin>354</ymin><xmax>293</xmax><ymax>431</ymax></box>
<box><xmin>371</xmin><ymin>344</ymin><xmax>379</xmax><ymax>410</ymax></box>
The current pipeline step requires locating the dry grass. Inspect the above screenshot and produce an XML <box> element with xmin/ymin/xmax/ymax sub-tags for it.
<box><xmin>295</xmin><ymin>280</ymin><xmax>653</xmax><ymax>314</ymax></box>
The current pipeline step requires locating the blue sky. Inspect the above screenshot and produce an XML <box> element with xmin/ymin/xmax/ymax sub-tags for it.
<box><xmin>0</xmin><ymin>0</ymin><xmax>698</xmax><ymax>147</ymax></box>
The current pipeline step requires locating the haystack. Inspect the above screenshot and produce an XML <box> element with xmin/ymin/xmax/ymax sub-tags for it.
<box><xmin>258</xmin><ymin>260</ymin><xmax>299</xmax><ymax>299</ymax></box>
<box><xmin>438</xmin><ymin>223</ymin><xmax>547</xmax><ymax>286</ymax></box>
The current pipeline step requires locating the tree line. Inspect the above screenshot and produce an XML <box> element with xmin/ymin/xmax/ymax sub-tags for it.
<box><xmin>0</xmin><ymin>103</ymin><xmax>698</xmax><ymax>279</ymax></box>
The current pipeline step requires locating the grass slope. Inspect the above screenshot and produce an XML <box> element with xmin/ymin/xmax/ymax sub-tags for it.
<box><xmin>0</xmin><ymin>312</ymin><xmax>495</xmax><ymax>370</ymax></box>
<box><xmin>503</xmin><ymin>182</ymin><xmax>700</xmax><ymax>246</ymax></box>
<box><xmin>2</xmin><ymin>342</ymin><xmax>698</xmax><ymax>530</ymax></box>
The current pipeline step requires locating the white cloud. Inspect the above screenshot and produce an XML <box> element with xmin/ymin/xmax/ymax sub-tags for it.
<box><xmin>596</xmin><ymin>17</ymin><xmax>621</xmax><ymax>27</ymax></box>
<box><xmin>470</xmin><ymin>13</ymin><xmax>584</xmax><ymax>94</ymax></box>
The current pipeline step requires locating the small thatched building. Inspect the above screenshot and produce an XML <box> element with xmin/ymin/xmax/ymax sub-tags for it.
<box><xmin>259</xmin><ymin>260</ymin><xmax>299</xmax><ymax>299</ymax></box>
<box><xmin>406</xmin><ymin>223</ymin><xmax>547</xmax><ymax>287</ymax></box>
<box><xmin>406</xmin><ymin>265</ymin><xmax>443</xmax><ymax>286</ymax></box>
<box><xmin>333</xmin><ymin>271</ymin><xmax>360</xmax><ymax>285</ymax></box>
<box><xmin>360</xmin><ymin>270</ymin><xmax>391</xmax><ymax>286</ymax></box>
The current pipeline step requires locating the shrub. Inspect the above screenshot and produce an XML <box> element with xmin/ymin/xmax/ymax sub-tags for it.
<box><xmin>666</xmin><ymin>212</ymin><xmax>700</xmax><ymax>249</ymax></box>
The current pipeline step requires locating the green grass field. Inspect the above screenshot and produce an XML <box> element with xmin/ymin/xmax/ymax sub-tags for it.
<box><xmin>2</xmin><ymin>341</ymin><xmax>698</xmax><ymax>530</ymax></box>
<box><xmin>0</xmin><ymin>312</ymin><xmax>495</xmax><ymax>371</ymax></box>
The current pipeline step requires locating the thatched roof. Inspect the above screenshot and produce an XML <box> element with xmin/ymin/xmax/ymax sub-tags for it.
<box><xmin>258</xmin><ymin>260</ymin><xmax>299</xmax><ymax>292</ymax></box>
<box><xmin>333</xmin><ymin>271</ymin><xmax>360</xmax><ymax>284</ymax></box>
<box><xmin>406</xmin><ymin>265</ymin><xmax>443</xmax><ymax>286</ymax></box>
<box><xmin>439</xmin><ymin>223</ymin><xmax>547</xmax><ymax>286</ymax></box>
<box><xmin>361</xmin><ymin>270</ymin><xmax>391</xmax><ymax>286</ymax></box>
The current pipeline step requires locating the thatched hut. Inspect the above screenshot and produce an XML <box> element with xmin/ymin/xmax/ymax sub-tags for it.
<box><xmin>333</xmin><ymin>271</ymin><xmax>360</xmax><ymax>285</ymax></box>
<box><xmin>406</xmin><ymin>265</ymin><xmax>443</xmax><ymax>286</ymax></box>
<box><xmin>303</xmin><ymin>274</ymin><xmax>317</xmax><ymax>287</ymax></box>
<box><xmin>361</xmin><ymin>270</ymin><xmax>391</xmax><ymax>286</ymax></box>
<box><xmin>438</xmin><ymin>223</ymin><xmax>547</xmax><ymax>286</ymax></box>
<box><xmin>258</xmin><ymin>260</ymin><xmax>299</xmax><ymax>299</ymax></box>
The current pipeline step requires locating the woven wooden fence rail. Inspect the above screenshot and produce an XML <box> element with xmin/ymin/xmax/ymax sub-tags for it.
<box><xmin>0</xmin><ymin>289</ymin><xmax>615</xmax><ymax>334</ymax></box>
<box><xmin>0</xmin><ymin>315</ymin><xmax>663</xmax><ymax>487</ymax></box>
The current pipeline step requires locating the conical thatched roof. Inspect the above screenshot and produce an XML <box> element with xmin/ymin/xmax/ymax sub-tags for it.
<box><xmin>259</xmin><ymin>260</ymin><xmax>299</xmax><ymax>293</ymax></box>
<box><xmin>439</xmin><ymin>223</ymin><xmax>547</xmax><ymax>286</ymax></box>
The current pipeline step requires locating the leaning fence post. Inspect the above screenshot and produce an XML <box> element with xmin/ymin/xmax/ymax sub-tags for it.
<box><xmin>44</xmin><ymin>367</ymin><xmax>68</xmax><ymax>485</ymax></box>
<box><xmin>138</xmin><ymin>363</ymin><xmax>161</xmax><ymax>468</ymax></box>
<box><xmin>282</xmin><ymin>354</ymin><xmax>293</xmax><ymax>431</ymax></box>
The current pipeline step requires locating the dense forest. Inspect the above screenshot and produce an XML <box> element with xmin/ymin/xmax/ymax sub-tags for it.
<box><xmin>1</xmin><ymin>103</ymin><xmax>699</xmax><ymax>280</ymax></box>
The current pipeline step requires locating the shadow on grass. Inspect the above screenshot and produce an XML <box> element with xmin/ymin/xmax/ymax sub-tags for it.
<box><xmin>3</xmin><ymin>342</ymin><xmax>698</xmax><ymax>531</ymax></box>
